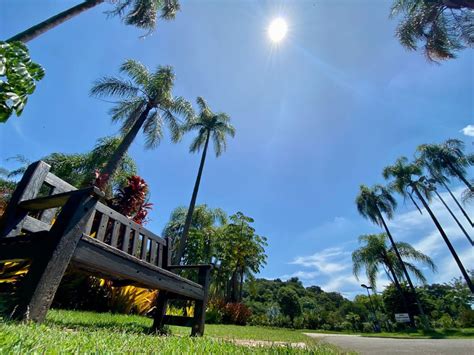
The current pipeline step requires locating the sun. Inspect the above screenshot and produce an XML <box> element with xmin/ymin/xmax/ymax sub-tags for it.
<box><xmin>268</xmin><ymin>17</ymin><xmax>288</xmax><ymax>43</ymax></box>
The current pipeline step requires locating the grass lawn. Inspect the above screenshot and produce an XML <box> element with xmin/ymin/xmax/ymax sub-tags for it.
<box><xmin>0</xmin><ymin>310</ymin><xmax>345</xmax><ymax>354</ymax></box>
<box><xmin>304</xmin><ymin>328</ymin><xmax>474</xmax><ymax>339</ymax></box>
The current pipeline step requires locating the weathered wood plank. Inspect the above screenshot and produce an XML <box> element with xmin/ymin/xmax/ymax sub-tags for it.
<box><xmin>96</xmin><ymin>214</ymin><xmax>109</xmax><ymax>242</ymax></box>
<box><xmin>191</xmin><ymin>265</ymin><xmax>213</xmax><ymax>336</ymax></box>
<box><xmin>73</xmin><ymin>236</ymin><xmax>204</xmax><ymax>300</ymax></box>
<box><xmin>0</xmin><ymin>161</ymin><xmax>50</xmax><ymax>238</ymax></box>
<box><xmin>122</xmin><ymin>226</ymin><xmax>131</xmax><ymax>253</ymax></box>
<box><xmin>23</xmin><ymin>216</ymin><xmax>51</xmax><ymax>233</ymax></box>
<box><xmin>150</xmin><ymin>241</ymin><xmax>158</xmax><ymax>266</ymax></box>
<box><xmin>140</xmin><ymin>235</ymin><xmax>148</xmax><ymax>261</ymax></box>
<box><xmin>44</xmin><ymin>172</ymin><xmax>76</xmax><ymax>193</ymax></box>
<box><xmin>95</xmin><ymin>203</ymin><xmax>165</xmax><ymax>245</ymax></box>
<box><xmin>131</xmin><ymin>230</ymin><xmax>140</xmax><ymax>258</ymax></box>
<box><xmin>110</xmin><ymin>221</ymin><xmax>121</xmax><ymax>248</ymax></box>
<box><xmin>163</xmin><ymin>237</ymin><xmax>172</xmax><ymax>268</ymax></box>
<box><xmin>19</xmin><ymin>188</ymin><xmax>101</xmax><ymax>211</ymax></box>
<box><xmin>84</xmin><ymin>212</ymin><xmax>95</xmax><ymax>236</ymax></box>
<box><xmin>158</xmin><ymin>243</ymin><xmax>164</xmax><ymax>268</ymax></box>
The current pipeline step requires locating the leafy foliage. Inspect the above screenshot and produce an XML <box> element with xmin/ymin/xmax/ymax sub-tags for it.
<box><xmin>106</xmin><ymin>0</ymin><xmax>181</xmax><ymax>34</ymax></box>
<box><xmin>391</xmin><ymin>0</ymin><xmax>474</xmax><ymax>61</ymax></box>
<box><xmin>111</xmin><ymin>175</ymin><xmax>152</xmax><ymax>225</ymax></box>
<box><xmin>0</xmin><ymin>41</ymin><xmax>44</xmax><ymax>122</ymax></box>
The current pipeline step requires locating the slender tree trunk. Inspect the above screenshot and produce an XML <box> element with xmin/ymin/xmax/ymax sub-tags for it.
<box><xmin>440</xmin><ymin>179</ymin><xmax>473</xmax><ymax>227</ymax></box>
<box><xmin>175</xmin><ymin>130</ymin><xmax>211</xmax><ymax>264</ymax></box>
<box><xmin>412</xmin><ymin>186</ymin><xmax>474</xmax><ymax>293</ymax></box>
<box><xmin>382</xmin><ymin>252</ymin><xmax>415</xmax><ymax>327</ymax></box>
<box><xmin>8</xmin><ymin>0</ymin><xmax>105</xmax><ymax>43</ymax></box>
<box><xmin>99</xmin><ymin>104</ymin><xmax>152</xmax><ymax>188</ymax></box>
<box><xmin>434</xmin><ymin>189</ymin><xmax>473</xmax><ymax>246</ymax></box>
<box><xmin>378</xmin><ymin>209</ymin><xmax>426</xmax><ymax>326</ymax></box>
<box><xmin>230</xmin><ymin>270</ymin><xmax>239</xmax><ymax>302</ymax></box>
<box><xmin>447</xmin><ymin>162</ymin><xmax>473</xmax><ymax>192</ymax></box>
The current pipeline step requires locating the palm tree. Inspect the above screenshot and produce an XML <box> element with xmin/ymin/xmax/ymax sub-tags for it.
<box><xmin>175</xmin><ymin>97</ymin><xmax>235</xmax><ymax>263</ymax></box>
<box><xmin>417</xmin><ymin>142</ymin><xmax>473</xmax><ymax>226</ymax></box>
<box><xmin>425</xmin><ymin>179</ymin><xmax>473</xmax><ymax>247</ymax></box>
<box><xmin>353</xmin><ymin>233</ymin><xmax>436</xmax><ymax>289</ymax></box>
<box><xmin>90</xmin><ymin>59</ymin><xmax>193</xmax><ymax>188</ymax></box>
<box><xmin>356</xmin><ymin>184</ymin><xmax>426</xmax><ymax>323</ymax></box>
<box><xmin>8</xmin><ymin>0</ymin><xmax>180</xmax><ymax>43</ymax></box>
<box><xmin>391</xmin><ymin>0</ymin><xmax>474</xmax><ymax>61</ymax></box>
<box><xmin>383</xmin><ymin>157</ymin><xmax>474</xmax><ymax>293</ymax></box>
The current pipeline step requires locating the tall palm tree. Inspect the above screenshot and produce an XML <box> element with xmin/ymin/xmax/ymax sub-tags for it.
<box><xmin>356</xmin><ymin>184</ymin><xmax>426</xmax><ymax>323</ymax></box>
<box><xmin>425</xmin><ymin>179</ymin><xmax>473</xmax><ymax>247</ymax></box>
<box><xmin>90</xmin><ymin>59</ymin><xmax>193</xmax><ymax>188</ymax></box>
<box><xmin>417</xmin><ymin>142</ymin><xmax>473</xmax><ymax>226</ymax></box>
<box><xmin>383</xmin><ymin>157</ymin><xmax>474</xmax><ymax>293</ymax></box>
<box><xmin>390</xmin><ymin>0</ymin><xmax>474</xmax><ymax>61</ymax></box>
<box><xmin>175</xmin><ymin>97</ymin><xmax>235</xmax><ymax>263</ymax></box>
<box><xmin>353</xmin><ymin>233</ymin><xmax>436</xmax><ymax>289</ymax></box>
<box><xmin>8</xmin><ymin>0</ymin><xmax>180</xmax><ymax>43</ymax></box>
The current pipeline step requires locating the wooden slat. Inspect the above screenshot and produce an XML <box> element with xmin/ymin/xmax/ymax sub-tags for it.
<box><xmin>131</xmin><ymin>230</ymin><xmax>140</xmax><ymax>257</ymax></box>
<box><xmin>163</xmin><ymin>315</ymin><xmax>194</xmax><ymax>327</ymax></box>
<box><xmin>110</xmin><ymin>221</ymin><xmax>121</xmax><ymax>248</ymax></box>
<box><xmin>122</xmin><ymin>226</ymin><xmax>131</xmax><ymax>253</ymax></box>
<box><xmin>95</xmin><ymin>203</ymin><xmax>165</xmax><ymax>245</ymax></box>
<box><xmin>96</xmin><ymin>214</ymin><xmax>109</xmax><ymax>242</ymax></box>
<box><xmin>19</xmin><ymin>188</ymin><xmax>104</xmax><ymax>211</ymax></box>
<box><xmin>23</xmin><ymin>216</ymin><xmax>51</xmax><ymax>233</ymax></box>
<box><xmin>157</xmin><ymin>243</ymin><xmax>164</xmax><ymax>268</ymax></box>
<box><xmin>44</xmin><ymin>172</ymin><xmax>76</xmax><ymax>193</ymax></box>
<box><xmin>140</xmin><ymin>235</ymin><xmax>148</xmax><ymax>261</ymax></box>
<box><xmin>72</xmin><ymin>236</ymin><xmax>204</xmax><ymax>300</ymax></box>
<box><xmin>150</xmin><ymin>241</ymin><xmax>158</xmax><ymax>266</ymax></box>
<box><xmin>39</xmin><ymin>186</ymin><xmax>57</xmax><ymax>224</ymax></box>
<box><xmin>84</xmin><ymin>212</ymin><xmax>95</xmax><ymax>236</ymax></box>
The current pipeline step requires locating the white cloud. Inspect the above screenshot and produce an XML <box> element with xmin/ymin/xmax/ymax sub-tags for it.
<box><xmin>290</xmin><ymin>247</ymin><xmax>351</xmax><ymax>274</ymax></box>
<box><xmin>461</xmin><ymin>124</ymin><xmax>474</xmax><ymax>137</ymax></box>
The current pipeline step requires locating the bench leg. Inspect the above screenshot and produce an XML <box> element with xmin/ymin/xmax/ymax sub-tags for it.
<box><xmin>11</xmin><ymin>193</ymin><xmax>98</xmax><ymax>322</ymax></box>
<box><xmin>151</xmin><ymin>291</ymin><xmax>169</xmax><ymax>333</ymax></box>
<box><xmin>191</xmin><ymin>266</ymin><xmax>211</xmax><ymax>337</ymax></box>
<box><xmin>191</xmin><ymin>299</ymin><xmax>206</xmax><ymax>336</ymax></box>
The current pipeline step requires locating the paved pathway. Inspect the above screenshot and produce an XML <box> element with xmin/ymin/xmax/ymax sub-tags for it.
<box><xmin>304</xmin><ymin>333</ymin><xmax>474</xmax><ymax>355</ymax></box>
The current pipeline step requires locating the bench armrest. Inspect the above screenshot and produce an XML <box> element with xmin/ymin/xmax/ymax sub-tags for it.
<box><xmin>18</xmin><ymin>187</ymin><xmax>104</xmax><ymax>211</ymax></box>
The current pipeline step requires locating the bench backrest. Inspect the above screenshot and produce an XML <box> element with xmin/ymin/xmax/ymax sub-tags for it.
<box><xmin>0</xmin><ymin>161</ymin><xmax>171</xmax><ymax>268</ymax></box>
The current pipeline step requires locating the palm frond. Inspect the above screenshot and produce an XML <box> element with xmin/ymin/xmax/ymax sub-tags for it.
<box><xmin>90</xmin><ymin>77</ymin><xmax>140</xmax><ymax>99</ymax></box>
<box><xmin>142</xmin><ymin>110</ymin><xmax>163</xmax><ymax>149</ymax></box>
<box><xmin>120</xmin><ymin>59</ymin><xmax>150</xmax><ymax>87</ymax></box>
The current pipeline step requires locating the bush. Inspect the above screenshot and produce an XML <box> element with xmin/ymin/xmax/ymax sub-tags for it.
<box><xmin>437</xmin><ymin>314</ymin><xmax>454</xmax><ymax>329</ymax></box>
<box><xmin>341</xmin><ymin>321</ymin><xmax>353</xmax><ymax>331</ymax></box>
<box><xmin>223</xmin><ymin>302</ymin><xmax>252</xmax><ymax>325</ymax></box>
<box><xmin>458</xmin><ymin>309</ymin><xmax>474</xmax><ymax>327</ymax></box>
<box><xmin>362</xmin><ymin>322</ymin><xmax>374</xmax><ymax>333</ymax></box>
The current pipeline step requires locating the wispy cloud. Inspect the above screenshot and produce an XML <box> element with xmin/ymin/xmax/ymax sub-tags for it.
<box><xmin>290</xmin><ymin>247</ymin><xmax>351</xmax><ymax>274</ymax></box>
<box><xmin>461</xmin><ymin>124</ymin><xmax>474</xmax><ymax>137</ymax></box>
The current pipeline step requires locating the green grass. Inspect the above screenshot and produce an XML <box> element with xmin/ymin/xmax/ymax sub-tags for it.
<box><xmin>0</xmin><ymin>310</ymin><xmax>345</xmax><ymax>354</ymax></box>
<box><xmin>303</xmin><ymin>328</ymin><xmax>474</xmax><ymax>339</ymax></box>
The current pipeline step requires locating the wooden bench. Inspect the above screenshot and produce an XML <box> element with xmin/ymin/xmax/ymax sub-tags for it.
<box><xmin>0</xmin><ymin>161</ymin><xmax>212</xmax><ymax>336</ymax></box>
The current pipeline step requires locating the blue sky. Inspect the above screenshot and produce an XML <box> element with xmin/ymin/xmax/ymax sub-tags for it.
<box><xmin>1</xmin><ymin>0</ymin><xmax>473</xmax><ymax>299</ymax></box>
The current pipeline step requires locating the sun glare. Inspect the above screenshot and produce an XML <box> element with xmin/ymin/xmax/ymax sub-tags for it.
<box><xmin>268</xmin><ymin>17</ymin><xmax>287</xmax><ymax>43</ymax></box>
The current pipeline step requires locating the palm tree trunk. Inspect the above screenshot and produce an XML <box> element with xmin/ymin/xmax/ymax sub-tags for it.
<box><xmin>440</xmin><ymin>179</ymin><xmax>473</xmax><ymax>227</ymax></box>
<box><xmin>175</xmin><ymin>129</ymin><xmax>211</xmax><ymax>264</ymax></box>
<box><xmin>8</xmin><ymin>0</ymin><xmax>105</xmax><ymax>43</ymax></box>
<box><xmin>412</xmin><ymin>186</ymin><xmax>474</xmax><ymax>293</ymax></box>
<box><xmin>99</xmin><ymin>104</ymin><xmax>152</xmax><ymax>188</ymax></box>
<box><xmin>434</xmin><ymin>189</ymin><xmax>473</xmax><ymax>246</ymax></box>
<box><xmin>377</xmin><ymin>209</ymin><xmax>426</xmax><ymax>326</ymax></box>
<box><xmin>447</xmin><ymin>162</ymin><xmax>473</xmax><ymax>192</ymax></box>
<box><xmin>382</xmin><ymin>251</ymin><xmax>414</xmax><ymax>327</ymax></box>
